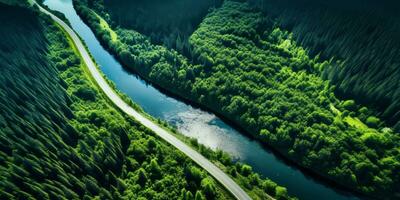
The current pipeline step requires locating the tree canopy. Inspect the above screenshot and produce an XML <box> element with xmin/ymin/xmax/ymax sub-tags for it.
<box><xmin>74</xmin><ymin>0</ymin><xmax>400</xmax><ymax>198</ymax></box>
<box><xmin>0</xmin><ymin>2</ymin><xmax>291</xmax><ymax>199</ymax></box>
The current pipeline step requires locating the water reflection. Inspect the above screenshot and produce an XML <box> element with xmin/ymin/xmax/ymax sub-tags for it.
<box><xmin>43</xmin><ymin>0</ymin><xmax>361</xmax><ymax>199</ymax></box>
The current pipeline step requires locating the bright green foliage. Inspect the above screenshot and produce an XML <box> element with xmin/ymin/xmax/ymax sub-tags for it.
<box><xmin>190</xmin><ymin>138</ymin><xmax>291</xmax><ymax>199</ymax></box>
<box><xmin>195</xmin><ymin>190</ymin><xmax>206</xmax><ymax>200</ymax></box>
<box><xmin>0</xmin><ymin>4</ymin><xmax>124</xmax><ymax>199</ymax></box>
<box><xmin>241</xmin><ymin>165</ymin><xmax>253</xmax><ymax>177</ymax></box>
<box><xmin>275</xmin><ymin>186</ymin><xmax>288</xmax><ymax>200</ymax></box>
<box><xmin>366</xmin><ymin>117</ymin><xmax>380</xmax><ymax>128</ymax></box>
<box><xmin>137</xmin><ymin>168</ymin><xmax>148</xmax><ymax>186</ymax></box>
<box><xmin>342</xmin><ymin>100</ymin><xmax>356</xmax><ymax>111</ymax></box>
<box><xmin>1</xmin><ymin>3</ymin><xmax>227</xmax><ymax>199</ymax></box>
<box><xmin>0</xmin><ymin>2</ymin><xmax>292</xmax><ymax>200</ymax></box>
<box><xmin>201</xmin><ymin>178</ymin><xmax>217</xmax><ymax>199</ymax></box>
<box><xmin>74</xmin><ymin>0</ymin><xmax>400</xmax><ymax>198</ymax></box>
<box><xmin>185</xmin><ymin>190</ymin><xmax>194</xmax><ymax>200</ymax></box>
<box><xmin>248</xmin><ymin>0</ymin><xmax>400</xmax><ymax>130</ymax></box>
<box><xmin>102</xmin><ymin>0</ymin><xmax>222</xmax><ymax>53</ymax></box>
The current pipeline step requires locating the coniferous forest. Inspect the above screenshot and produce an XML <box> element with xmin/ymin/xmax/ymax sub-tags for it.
<box><xmin>73</xmin><ymin>0</ymin><xmax>400</xmax><ymax>198</ymax></box>
<box><xmin>0</xmin><ymin>2</ymin><xmax>290</xmax><ymax>199</ymax></box>
<box><xmin>2</xmin><ymin>0</ymin><xmax>400</xmax><ymax>199</ymax></box>
<box><xmin>101</xmin><ymin>0</ymin><xmax>223</xmax><ymax>54</ymax></box>
<box><xmin>247</xmin><ymin>0</ymin><xmax>400</xmax><ymax>130</ymax></box>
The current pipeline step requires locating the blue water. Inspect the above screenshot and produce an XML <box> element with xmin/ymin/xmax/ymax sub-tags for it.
<box><xmin>44</xmin><ymin>0</ymin><xmax>361</xmax><ymax>199</ymax></box>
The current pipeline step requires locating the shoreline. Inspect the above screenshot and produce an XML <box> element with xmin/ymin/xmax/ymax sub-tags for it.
<box><xmin>73</xmin><ymin>4</ymin><xmax>371</xmax><ymax>199</ymax></box>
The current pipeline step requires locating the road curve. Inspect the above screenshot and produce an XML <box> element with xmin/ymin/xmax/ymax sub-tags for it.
<box><xmin>37</xmin><ymin>3</ymin><xmax>258</xmax><ymax>200</ymax></box>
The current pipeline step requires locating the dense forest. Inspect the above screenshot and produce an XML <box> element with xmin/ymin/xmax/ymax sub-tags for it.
<box><xmin>74</xmin><ymin>0</ymin><xmax>400</xmax><ymax>198</ymax></box>
<box><xmin>96</xmin><ymin>0</ymin><xmax>222</xmax><ymax>55</ymax></box>
<box><xmin>0</xmin><ymin>0</ymin><xmax>29</xmax><ymax>6</ymax></box>
<box><xmin>0</xmin><ymin>2</ymin><xmax>291</xmax><ymax>199</ymax></box>
<box><xmin>247</xmin><ymin>0</ymin><xmax>400</xmax><ymax>130</ymax></box>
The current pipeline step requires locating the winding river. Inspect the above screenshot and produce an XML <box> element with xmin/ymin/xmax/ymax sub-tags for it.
<box><xmin>44</xmin><ymin>0</ymin><xmax>361</xmax><ymax>199</ymax></box>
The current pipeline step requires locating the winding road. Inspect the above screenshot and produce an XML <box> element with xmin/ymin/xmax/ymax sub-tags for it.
<box><xmin>36</xmin><ymin>3</ymin><xmax>264</xmax><ymax>200</ymax></box>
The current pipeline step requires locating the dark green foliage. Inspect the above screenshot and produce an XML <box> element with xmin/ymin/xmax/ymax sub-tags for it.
<box><xmin>137</xmin><ymin>168</ymin><xmax>148</xmax><ymax>186</ymax></box>
<box><xmin>186</xmin><ymin>166</ymin><xmax>204</xmax><ymax>186</ymax></box>
<box><xmin>201</xmin><ymin>178</ymin><xmax>217</xmax><ymax>199</ymax></box>
<box><xmin>0</xmin><ymin>2</ymin><xmax>291</xmax><ymax>199</ymax></box>
<box><xmin>101</xmin><ymin>0</ymin><xmax>222</xmax><ymax>53</ymax></box>
<box><xmin>275</xmin><ymin>186</ymin><xmax>289</xmax><ymax>200</ymax></box>
<box><xmin>195</xmin><ymin>190</ymin><xmax>206</xmax><ymax>200</ymax></box>
<box><xmin>184</xmin><ymin>190</ymin><xmax>194</xmax><ymax>200</ymax></box>
<box><xmin>366</xmin><ymin>117</ymin><xmax>380</xmax><ymax>128</ymax></box>
<box><xmin>0</xmin><ymin>3</ymin><xmax>237</xmax><ymax>200</ymax></box>
<box><xmin>0</xmin><ymin>4</ymin><xmax>124</xmax><ymax>199</ymax></box>
<box><xmin>0</xmin><ymin>0</ymin><xmax>29</xmax><ymax>6</ymax></box>
<box><xmin>240</xmin><ymin>165</ymin><xmax>252</xmax><ymax>177</ymax></box>
<box><xmin>248</xmin><ymin>0</ymin><xmax>400</xmax><ymax>130</ymax></box>
<box><xmin>74</xmin><ymin>0</ymin><xmax>400</xmax><ymax>198</ymax></box>
<box><xmin>74</xmin><ymin>86</ymin><xmax>97</xmax><ymax>101</ymax></box>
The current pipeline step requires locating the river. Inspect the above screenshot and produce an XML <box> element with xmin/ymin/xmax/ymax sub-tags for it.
<box><xmin>43</xmin><ymin>0</ymin><xmax>361</xmax><ymax>199</ymax></box>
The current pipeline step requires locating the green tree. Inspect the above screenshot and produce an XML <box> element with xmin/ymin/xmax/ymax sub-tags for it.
<box><xmin>201</xmin><ymin>178</ymin><xmax>217</xmax><ymax>199</ymax></box>
<box><xmin>137</xmin><ymin>168</ymin><xmax>148</xmax><ymax>186</ymax></box>
<box><xmin>195</xmin><ymin>191</ymin><xmax>205</xmax><ymax>200</ymax></box>
<box><xmin>366</xmin><ymin>116</ymin><xmax>380</xmax><ymax>128</ymax></box>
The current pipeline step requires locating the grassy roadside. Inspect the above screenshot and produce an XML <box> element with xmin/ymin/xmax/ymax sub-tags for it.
<box><xmin>51</xmin><ymin>5</ymin><xmax>292</xmax><ymax>200</ymax></box>
<box><xmin>76</xmin><ymin>1</ymin><xmax>400</xmax><ymax>198</ymax></box>
<box><xmin>90</xmin><ymin>11</ymin><xmax>294</xmax><ymax>200</ymax></box>
<box><xmin>51</xmin><ymin>16</ymin><xmax>240</xmax><ymax>200</ymax></box>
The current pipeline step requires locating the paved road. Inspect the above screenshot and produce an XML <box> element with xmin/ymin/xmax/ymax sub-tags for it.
<box><xmin>37</xmin><ymin>3</ymin><xmax>262</xmax><ymax>200</ymax></box>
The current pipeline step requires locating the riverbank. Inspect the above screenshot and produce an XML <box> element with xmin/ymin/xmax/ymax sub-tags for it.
<box><xmin>72</xmin><ymin>0</ymin><xmax>400</xmax><ymax>199</ymax></box>
<box><xmin>73</xmin><ymin>10</ymin><xmax>366</xmax><ymax>199</ymax></box>
<box><xmin>40</xmin><ymin>1</ymin><xmax>295</xmax><ymax>199</ymax></box>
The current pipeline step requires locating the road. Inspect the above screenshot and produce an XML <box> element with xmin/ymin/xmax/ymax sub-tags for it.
<box><xmin>37</xmin><ymin>3</ymin><xmax>258</xmax><ymax>200</ymax></box>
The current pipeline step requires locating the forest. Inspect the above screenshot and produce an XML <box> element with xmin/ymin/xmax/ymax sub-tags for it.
<box><xmin>0</xmin><ymin>0</ymin><xmax>29</xmax><ymax>6</ymax></box>
<box><xmin>74</xmin><ymin>0</ymin><xmax>400</xmax><ymax>198</ymax></box>
<box><xmin>98</xmin><ymin>0</ymin><xmax>222</xmax><ymax>55</ymax></box>
<box><xmin>0</xmin><ymin>2</ymin><xmax>291</xmax><ymax>199</ymax></box>
<box><xmin>247</xmin><ymin>0</ymin><xmax>400</xmax><ymax>130</ymax></box>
